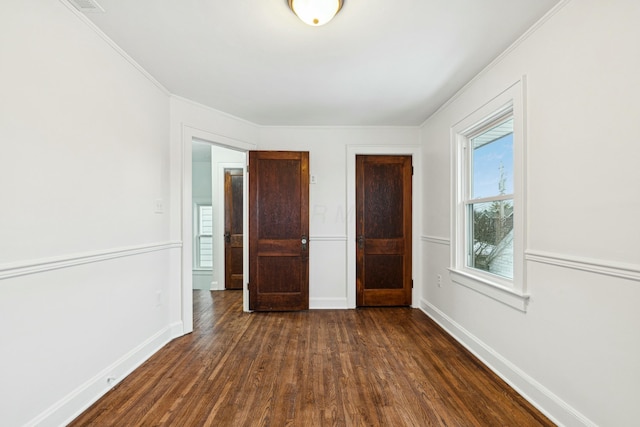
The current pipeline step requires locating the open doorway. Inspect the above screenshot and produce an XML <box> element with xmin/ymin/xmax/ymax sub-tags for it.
<box><xmin>180</xmin><ymin>127</ymin><xmax>255</xmax><ymax>334</ymax></box>
<box><xmin>191</xmin><ymin>140</ymin><xmax>246</xmax><ymax>299</ymax></box>
<box><xmin>192</xmin><ymin>141</ymin><xmax>214</xmax><ymax>290</ymax></box>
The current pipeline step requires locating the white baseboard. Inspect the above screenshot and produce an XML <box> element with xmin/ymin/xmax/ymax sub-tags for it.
<box><xmin>170</xmin><ymin>321</ymin><xmax>186</xmax><ymax>339</ymax></box>
<box><xmin>25</xmin><ymin>326</ymin><xmax>174</xmax><ymax>427</ymax></box>
<box><xmin>310</xmin><ymin>297</ymin><xmax>349</xmax><ymax>309</ymax></box>
<box><xmin>420</xmin><ymin>299</ymin><xmax>596</xmax><ymax>427</ymax></box>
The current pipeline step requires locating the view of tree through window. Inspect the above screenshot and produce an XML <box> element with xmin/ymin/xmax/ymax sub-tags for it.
<box><xmin>468</xmin><ymin>119</ymin><xmax>514</xmax><ymax>279</ymax></box>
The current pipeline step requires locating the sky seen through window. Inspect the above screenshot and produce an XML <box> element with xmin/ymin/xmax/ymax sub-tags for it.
<box><xmin>472</xmin><ymin>133</ymin><xmax>513</xmax><ymax>200</ymax></box>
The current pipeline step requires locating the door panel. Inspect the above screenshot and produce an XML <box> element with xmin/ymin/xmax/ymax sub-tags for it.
<box><xmin>356</xmin><ymin>155</ymin><xmax>412</xmax><ymax>306</ymax></box>
<box><xmin>224</xmin><ymin>168</ymin><xmax>244</xmax><ymax>290</ymax></box>
<box><xmin>249</xmin><ymin>151</ymin><xmax>309</xmax><ymax>311</ymax></box>
<box><xmin>364</xmin><ymin>255</ymin><xmax>404</xmax><ymax>289</ymax></box>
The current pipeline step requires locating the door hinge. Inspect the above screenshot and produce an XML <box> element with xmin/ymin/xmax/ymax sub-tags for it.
<box><xmin>411</xmin><ymin>166</ymin><xmax>414</xmax><ymax>176</ymax></box>
<box><xmin>411</xmin><ymin>279</ymin><xmax>414</xmax><ymax>288</ymax></box>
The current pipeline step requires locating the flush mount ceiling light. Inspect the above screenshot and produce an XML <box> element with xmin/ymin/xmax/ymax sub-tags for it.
<box><xmin>288</xmin><ymin>0</ymin><xmax>344</xmax><ymax>26</ymax></box>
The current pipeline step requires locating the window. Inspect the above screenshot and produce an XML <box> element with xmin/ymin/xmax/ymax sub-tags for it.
<box><xmin>451</xmin><ymin>81</ymin><xmax>528</xmax><ymax>311</ymax></box>
<box><xmin>467</xmin><ymin>117</ymin><xmax>514</xmax><ymax>279</ymax></box>
<box><xmin>195</xmin><ymin>204</ymin><xmax>213</xmax><ymax>269</ymax></box>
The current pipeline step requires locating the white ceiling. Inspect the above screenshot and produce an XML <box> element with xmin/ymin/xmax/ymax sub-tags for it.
<box><xmin>79</xmin><ymin>0</ymin><xmax>561</xmax><ymax>126</ymax></box>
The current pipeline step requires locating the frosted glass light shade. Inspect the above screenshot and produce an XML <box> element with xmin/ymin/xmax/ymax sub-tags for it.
<box><xmin>288</xmin><ymin>0</ymin><xmax>344</xmax><ymax>26</ymax></box>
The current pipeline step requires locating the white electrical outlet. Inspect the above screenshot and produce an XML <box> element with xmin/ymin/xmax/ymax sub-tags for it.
<box><xmin>437</xmin><ymin>274</ymin><xmax>442</xmax><ymax>287</ymax></box>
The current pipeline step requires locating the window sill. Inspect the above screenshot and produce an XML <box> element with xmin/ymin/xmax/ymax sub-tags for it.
<box><xmin>448</xmin><ymin>269</ymin><xmax>529</xmax><ymax>312</ymax></box>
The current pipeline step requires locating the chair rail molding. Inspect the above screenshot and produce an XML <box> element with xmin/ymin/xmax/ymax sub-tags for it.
<box><xmin>310</xmin><ymin>235</ymin><xmax>348</xmax><ymax>242</ymax></box>
<box><xmin>421</xmin><ymin>235</ymin><xmax>451</xmax><ymax>246</ymax></box>
<box><xmin>525</xmin><ymin>250</ymin><xmax>640</xmax><ymax>282</ymax></box>
<box><xmin>0</xmin><ymin>242</ymin><xmax>182</xmax><ymax>281</ymax></box>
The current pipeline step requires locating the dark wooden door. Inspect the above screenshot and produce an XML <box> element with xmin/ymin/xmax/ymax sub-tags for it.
<box><xmin>224</xmin><ymin>168</ymin><xmax>244</xmax><ymax>290</ymax></box>
<box><xmin>249</xmin><ymin>151</ymin><xmax>309</xmax><ymax>311</ymax></box>
<box><xmin>356</xmin><ymin>155</ymin><xmax>412</xmax><ymax>306</ymax></box>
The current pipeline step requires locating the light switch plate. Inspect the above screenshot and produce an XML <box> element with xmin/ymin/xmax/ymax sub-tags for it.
<box><xmin>154</xmin><ymin>198</ymin><xmax>164</xmax><ymax>214</ymax></box>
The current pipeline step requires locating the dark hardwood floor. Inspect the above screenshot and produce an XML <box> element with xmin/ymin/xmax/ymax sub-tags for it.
<box><xmin>70</xmin><ymin>291</ymin><xmax>554</xmax><ymax>426</ymax></box>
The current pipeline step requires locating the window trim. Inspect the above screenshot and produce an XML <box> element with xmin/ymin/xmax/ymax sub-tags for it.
<box><xmin>193</xmin><ymin>203</ymin><xmax>213</xmax><ymax>270</ymax></box>
<box><xmin>465</xmin><ymin>112</ymin><xmax>514</xmax><ymax>281</ymax></box>
<box><xmin>450</xmin><ymin>80</ymin><xmax>529</xmax><ymax>312</ymax></box>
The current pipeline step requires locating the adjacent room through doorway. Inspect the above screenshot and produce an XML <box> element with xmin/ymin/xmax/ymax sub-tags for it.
<box><xmin>191</xmin><ymin>140</ymin><xmax>245</xmax><ymax>300</ymax></box>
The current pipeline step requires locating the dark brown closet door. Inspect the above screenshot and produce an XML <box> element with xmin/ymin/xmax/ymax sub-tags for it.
<box><xmin>356</xmin><ymin>155</ymin><xmax>412</xmax><ymax>306</ymax></box>
<box><xmin>224</xmin><ymin>168</ymin><xmax>244</xmax><ymax>290</ymax></box>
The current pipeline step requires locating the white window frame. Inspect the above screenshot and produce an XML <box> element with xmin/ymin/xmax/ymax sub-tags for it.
<box><xmin>194</xmin><ymin>203</ymin><xmax>213</xmax><ymax>270</ymax></box>
<box><xmin>450</xmin><ymin>80</ymin><xmax>529</xmax><ymax>311</ymax></box>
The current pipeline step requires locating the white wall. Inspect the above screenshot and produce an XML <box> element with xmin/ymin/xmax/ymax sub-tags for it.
<box><xmin>0</xmin><ymin>1</ymin><xmax>174</xmax><ymax>426</ymax></box>
<box><xmin>419</xmin><ymin>1</ymin><xmax>640</xmax><ymax>426</ymax></box>
<box><xmin>257</xmin><ymin>127</ymin><xmax>421</xmax><ymax>308</ymax></box>
<box><xmin>192</xmin><ymin>152</ymin><xmax>213</xmax><ymax>203</ymax></box>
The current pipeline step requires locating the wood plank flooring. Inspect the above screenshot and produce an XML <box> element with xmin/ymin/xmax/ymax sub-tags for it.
<box><xmin>70</xmin><ymin>291</ymin><xmax>554</xmax><ymax>426</ymax></box>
